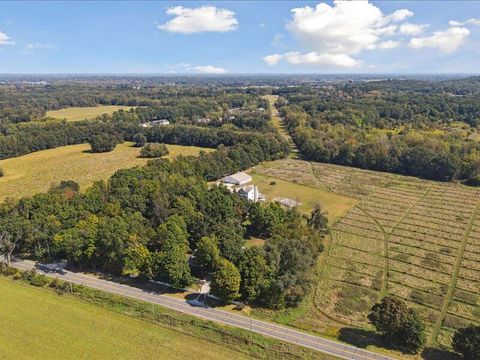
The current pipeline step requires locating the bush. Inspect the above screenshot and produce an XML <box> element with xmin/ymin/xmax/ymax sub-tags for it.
<box><xmin>368</xmin><ymin>296</ymin><xmax>426</xmax><ymax>354</ymax></box>
<box><xmin>133</xmin><ymin>133</ymin><xmax>147</xmax><ymax>147</ymax></box>
<box><xmin>29</xmin><ymin>274</ymin><xmax>51</xmax><ymax>287</ymax></box>
<box><xmin>0</xmin><ymin>167</ymin><xmax>4</xmax><ymax>177</ymax></box>
<box><xmin>139</xmin><ymin>143</ymin><xmax>169</xmax><ymax>158</ymax></box>
<box><xmin>89</xmin><ymin>134</ymin><xmax>121</xmax><ymax>153</ymax></box>
<box><xmin>453</xmin><ymin>325</ymin><xmax>480</xmax><ymax>360</ymax></box>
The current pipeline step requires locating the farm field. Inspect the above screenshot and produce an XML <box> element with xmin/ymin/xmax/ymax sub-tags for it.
<box><xmin>0</xmin><ymin>143</ymin><xmax>213</xmax><ymax>201</ymax></box>
<box><xmin>253</xmin><ymin>158</ymin><xmax>480</xmax><ymax>354</ymax></box>
<box><xmin>0</xmin><ymin>277</ymin><xmax>252</xmax><ymax>360</ymax></box>
<box><xmin>46</xmin><ymin>105</ymin><xmax>135</xmax><ymax>121</ymax></box>
<box><xmin>248</xmin><ymin>171</ymin><xmax>357</xmax><ymax>222</ymax></box>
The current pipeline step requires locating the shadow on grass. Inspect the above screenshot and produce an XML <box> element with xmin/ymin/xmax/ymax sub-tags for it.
<box><xmin>339</xmin><ymin>328</ymin><xmax>461</xmax><ymax>360</ymax></box>
<box><xmin>421</xmin><ymin>347</ymin><xmax>461</xmax><ymax>360</ymax></box>
<box><xmin>338</xmin><ymin>327</ymin><xmax>385</xmax><ymax>348</ymax></box>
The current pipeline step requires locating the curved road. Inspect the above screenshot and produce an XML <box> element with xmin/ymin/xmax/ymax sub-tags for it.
<box><xmin>10</xmin><ymin>259</ymin><xmax>394</xmax><ymax>360</ymax></box>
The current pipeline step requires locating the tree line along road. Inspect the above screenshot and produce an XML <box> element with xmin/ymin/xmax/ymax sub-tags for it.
<box><xmin>9</xmin><ymin>258</ymin><xmax>395</xmax><ymax>360</ymax></box>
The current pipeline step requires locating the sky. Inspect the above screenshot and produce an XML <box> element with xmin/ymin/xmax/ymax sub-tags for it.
<box><xmin>0</xmin><ymin>1</ymin><xmax>479</xmax><ymax>74</ymax></box>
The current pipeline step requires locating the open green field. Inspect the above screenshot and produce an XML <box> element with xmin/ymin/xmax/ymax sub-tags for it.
<box><xmin>0</xmin><ymin>143</ymin><xmax>213</xmax><ymax>201</ymax></box>
<box><xmin>248</xmin><ymin>165</ymin><xmax>357</xmax><ymax>223</ymax></box>
<box><xmin>46</xmin><ymin>105</ymin><xmax>135</xmax><ymax>121</ymax></box>
<box><xmin>255</xmin><ymin>158</ymin><xmax>480</xmax><ymax>356</ymax></box>
<box><xmin>0</xmin><ymin>277</ymin><xmax>252</xmax><ymax>360</ymax></box>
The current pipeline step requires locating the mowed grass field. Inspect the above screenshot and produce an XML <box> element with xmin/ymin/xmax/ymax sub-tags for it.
<box><xmin>248</xmin><ymin>170</ymin><xmax>357</xmax><ymax>223</ymax></box>
<box><xmin>0</xmin><ymin>277</ymin><xmax>251</xmax><ymax>360</ymax></box>
<box><xmin>46</xmin><ymin>105</ymin><xmax>135</xmax><ymax>121</ymax></box>
<box><xmin>0</xmin><ymin>143</ymin><xmax>213</xmax><ymax>201</ymax></box>
<box><xmin>255</xmin><ymin>158</ymin><xmax>480</xmax><ymax>355</ymax></box>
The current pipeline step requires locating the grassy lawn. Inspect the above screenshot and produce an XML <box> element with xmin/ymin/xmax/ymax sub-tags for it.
<box><xmin>0</xmin><ymin>143</ymin><xmax>213</xmax><ymax>201</ymax></box>
<box><xmin>46</xmin><ymin>105</ymin><xmax>135</xmax><ymax>121</ymax></box>
<box><xmin>0</xmin><ymin>277</ymin><xmax>251</xmax><ymax>360</ymax></box>
<box><xmin>249</xmin><ymin>172</ymin><xmax>358</xmax><ymax>223</ymax></box>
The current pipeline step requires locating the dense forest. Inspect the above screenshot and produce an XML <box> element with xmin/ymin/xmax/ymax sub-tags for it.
<box><xmin>276</xmin><ymin>78</ymin><xmax>480</xmax><ymax>184</ymax></box>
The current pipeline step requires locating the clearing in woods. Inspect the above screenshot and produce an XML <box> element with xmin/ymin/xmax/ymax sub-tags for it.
<box><xmin>263</xmin><ymin>95</ymin><xmax>299</xmax><ymax>157</ymax></box>
<box><xmin>252</xmin><ymin>158</ymin><xmax>480</xmax><ymax>354</ymax></box>
<box><xmin>0</xmin><ymin>143</ymin><xmax>213</xmax><ymax>201</ymax></box>
<box><xmin>0</xmin><ymin>277</ymin><xmax>254</xmax><ymax>360</ymax></box>
<box><xmin>46</xmin><ymin>105</ymin><xmax>135</xmax><ymax>121</ymax></box>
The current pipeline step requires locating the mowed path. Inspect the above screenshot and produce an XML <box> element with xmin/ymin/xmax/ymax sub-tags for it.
<box><xmin>263</xmin><ymin>95</ymin><xmax>299</xmax><ymax>157</ymax></box>
<box><xmin>10</xmin><ymin>259</ymin><xmax>395</xmax><ymax>360</ymax></box>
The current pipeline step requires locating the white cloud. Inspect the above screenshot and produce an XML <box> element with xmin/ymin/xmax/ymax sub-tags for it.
<box><xmin>409</xmin><ymin>27</ymin><xmax>470</xmax><ymax>53</ymax></box>
<box><xmin>22</xmin><ymin>42</ymin><xmax>58</xmax><ymax>55</ymax></box>
<box><xmin>263</xmin><ymin>54</ymin><xmax>283</xmax><ymax>66</ymax></box>
<box><xmin>0</xmin><ymin>30</ymin><xmax>13</xmax><ymax>45</ymax></box>
<box><xmin>399</xmin><ymin>23</ymin><xmax>429</xmax><ymax>36</ymax></box>
<box><xmin>385</xmin><ymin>9</ymin><xmax>414</xmax><ymax>22</ymax></box>
<box><xmin>158</xmin><ymin>6</ymin><xmax>238</xmax><ymax>33</ymax></box>
<box><xmin>378</xmin><ymin>40</ymin><xmax>400</xmax><ymax>49</ymax></box>
<box><xmin>193</xmin><ymin>65</ymin><xmax>227</xmax><ymax>74</ymax></box>
<box><xmin>449</xmin><ymin>18</ymin><xmax>480</xmax><ymax>27</ymax></box>
<box><xmin>263</xmin><ymin>1</ymin><xmax>414</xmax><ymax>68</ymax></box>
<box><xmin>284</xmin><ymin>51</ymin><xmax>360</xmax><ymax>68</ymax></box>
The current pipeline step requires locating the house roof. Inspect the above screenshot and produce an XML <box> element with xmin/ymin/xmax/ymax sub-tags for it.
<box><xmin>221</xmin><ymin>172</ymin><xmax>252</xmax><ymax>184</ymax></box>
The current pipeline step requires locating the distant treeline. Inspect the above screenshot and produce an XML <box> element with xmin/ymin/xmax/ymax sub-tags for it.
<box><xmin>277</xmin><ymin>80</ymin><xmax>480</xmax><ymax>184</ymax></box>
<box><xmin>0</xmin><ymin>84</ymin><xmax>267</xmax><ymax>125</ymax></box>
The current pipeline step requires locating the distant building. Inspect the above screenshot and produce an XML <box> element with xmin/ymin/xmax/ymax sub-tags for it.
<box><xmin>236</xmin><ymin>185</ymin><xmax>264</xmax><ymax>202</ymax></box>
<box><xmin>221</xmin><ymin>172</ymin><xmax>252</xmax><ymax>186</ymax></box>
<box><xmin>276</xmin><ymin>198</ymin><xmax>300</xmax><ymax>209</ymax></box>
<box><xmin>195</xmin><ymin>118</ymin><xmax>211</xmax><ymax>124</ymax></box>
<box><xmin>140</xmin><ymin>119</ymin><xmax>170</xmax><ymax>127</ymax></box>
<box><xmin>257</xmin><ymin>107</ymin><xmax>266</xmax><ymax>112</ymax></box>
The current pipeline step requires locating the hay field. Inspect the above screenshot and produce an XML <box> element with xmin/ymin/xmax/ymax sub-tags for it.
<box><xmin>0</xmin><ymin>143</ymin><xmax>213</xmax><ymax>201</ymax></box>
<box><xmin>46</xmin><ymin>105</ymin><xmax>135</xmax><ymax>121</ymax></box>
<box><xmin>255</xmin><ymin>159</ymin><xmax>480</xmax><ymax>351</ymax></box>
<box><xmin>0</xmin><ymin>277</ymin><xmax>252</xmax><ymax>360</ymax></box>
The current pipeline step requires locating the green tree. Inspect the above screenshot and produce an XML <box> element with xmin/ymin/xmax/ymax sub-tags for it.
<box><xmin>238</xmin><ymin>247</ymin><xmax>271</xmax><ymax>302</ymax></box>
<box><xmin>453</xmin><ymin>325</ymin><xmax>480</xmax><ymax>360</ymax></box>
<box><xmin>89</xmin><ymin>134</ymin><xmax>121</xmax><ymax>153</ymax></box>
<box><xmin>307</xmin><ymin>204</ymin><xmax>328</xmax><ymax>232</ymax></box>
<box><xmin>133</xmin><ymin>133</ymin><xmax>147</xmax><ymax>147</ymax></box>
<box><xmin>368</xmin><ymin>296</ymin><xmax>426</xmax><ymax>354</ymax></box>
<box><xmin>195</xmin><ymin>236</ymin><xmax>220</xmax><ymax>271</ymax></box>
<box><xmin>155</xmin><ymin>215</ymin><xmax>192</xmax><ymax>288</ymax></box>
<box><xmin>211</xmin><ymin>257</ymin><xmax>241</xmax><ymax>302</ymax></box>
<box><xmin>139</xmin><ymin>143</ymin><xmax>169</xmax><ymax>158</ymax></box>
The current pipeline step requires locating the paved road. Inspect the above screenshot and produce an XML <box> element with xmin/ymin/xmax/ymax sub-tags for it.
<box><xmin>9</xmin><ymin>259</ymin><xmax>394</xmax><ymax>360</ymax></box>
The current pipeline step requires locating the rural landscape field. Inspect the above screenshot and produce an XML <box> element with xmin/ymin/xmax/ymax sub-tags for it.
<box><xmin>46</xmin><ymin>106</ymin><xmax>136</xmax><ymax>121</ymax></box>
<box><xmin>2</xmin><ymin>1</ymin><xmax>480</xmax><ymax>359</ymax></box>
<box><xmin>0</xmin><ymin>143</ymin><xmax>212</xmax><ymax>201</ymax></box>
<box><xmin>252</xmin><ymin>158</ymin><xmax>480</xmax><ymax>351</ymax></box>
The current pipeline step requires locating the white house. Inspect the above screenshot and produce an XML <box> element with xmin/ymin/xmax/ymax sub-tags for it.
<box><xmin>221</xmin><ymin>172</ymin><xmax>252</xmax><ymax>186</ymax></box>
<box><xmin>236</xmin><ymin>185</ymin><xmax>264</xmax><ymax>202</ymax></box>
<box><xmin>139</xmin><ymin>119</ymin><xmax>170</xmax><ymax>128</ymax></box>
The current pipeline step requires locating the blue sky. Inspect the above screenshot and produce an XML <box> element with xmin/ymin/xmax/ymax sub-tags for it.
<box><xmin>0</xmin><ymin>1</ymin><xmax>479</xmax><ymax>74</ymax></box>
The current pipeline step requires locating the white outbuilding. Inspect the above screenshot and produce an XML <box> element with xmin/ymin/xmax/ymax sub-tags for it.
<box><xmin>221</xmin><ymin>172</ymin><xmax>252</xmax><ymax>186</ymax></box>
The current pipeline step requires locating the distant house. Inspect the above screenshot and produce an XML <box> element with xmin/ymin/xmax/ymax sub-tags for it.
<box><xmin>140</xmin><ymin>119</ymin><xmax>170</xmax><ymax>128</ymax></box>
<box><xmin>236</xmin><ymin>185</ymin><xmax>264</xmax><ymax>202</ymax></box>
<box><xmin>196</xmin><ymin>118</ymin><xmax>211</xmax><ymax>124</ymax></box>
<box><xmin>221</xmin><ymin>172</ymin><xmax>252</xmax><ymax>186</ymax></box>
<box><xmin>257</xmin><ymin>107</ymin><xmax>266</xmax><ymax>112</ymax></box>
